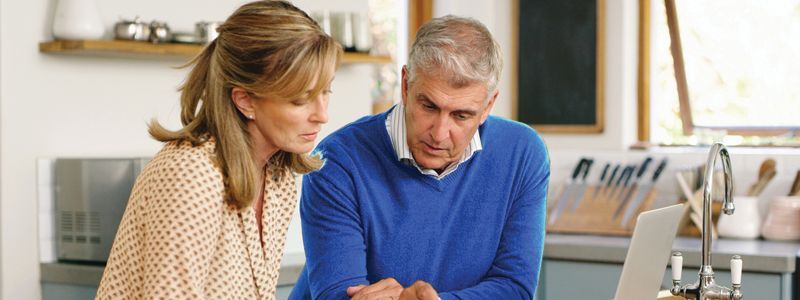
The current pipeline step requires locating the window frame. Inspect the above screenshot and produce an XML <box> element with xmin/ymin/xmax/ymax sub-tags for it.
<box><xmin>637</xmin><ymin>0</ymin><xmax>800</xmax><ymax>144</ymax></box>
<box><xmin>408</xmin><ymin>0</ymin><xmax>433</xmax><ymax>49</ymax></box>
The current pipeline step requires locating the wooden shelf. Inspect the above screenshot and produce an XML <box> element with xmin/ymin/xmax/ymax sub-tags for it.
<box><xmin>39</xmin><ymin>40</ymin><xmax>393</xmax><ymax>64</ymax></box>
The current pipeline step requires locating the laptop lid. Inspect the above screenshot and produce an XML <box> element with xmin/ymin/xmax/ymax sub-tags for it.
<box><xmin>614</xmin><ymin>203</ymin><xmax>686</xmax><ymax>300</ymax></box>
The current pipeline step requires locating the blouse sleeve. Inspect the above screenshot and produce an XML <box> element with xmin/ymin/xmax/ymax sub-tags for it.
<box><xmin>138</xmin><ymin>152</ymin><xmax>224</xmax><ymax>299</ymax></box>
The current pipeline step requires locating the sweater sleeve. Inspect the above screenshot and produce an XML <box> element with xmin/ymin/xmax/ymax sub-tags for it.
<box><xmin>439</xmin><ymin>137</ymin><xmax>550</xmax><ymax>300</ymax></box>
<box><xmin>299</xmin><ymin>147</ymin><xmax>371</xmax><ymax>299</ymax></box>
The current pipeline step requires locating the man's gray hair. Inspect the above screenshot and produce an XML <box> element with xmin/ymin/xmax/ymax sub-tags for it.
<box><xmin>407</xmin><ymin>15</ymin><xmax>503</xmax><ymax>96</ymax></box>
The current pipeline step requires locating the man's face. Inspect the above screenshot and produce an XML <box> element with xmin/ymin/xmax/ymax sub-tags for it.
<box><xmin>401</xmin><ymin>66</ymin><xmax>497</xmax><ymax>172</ymax></box>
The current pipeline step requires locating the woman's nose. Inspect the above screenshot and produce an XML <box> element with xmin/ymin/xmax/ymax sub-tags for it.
<box><xmin>310</xmin><ymin>96</ymin><xmax>329</xmax><ymax>124</ymax></box>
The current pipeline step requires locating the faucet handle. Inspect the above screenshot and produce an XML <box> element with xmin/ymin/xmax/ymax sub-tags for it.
<box><xmin>670</xmin><ymin>252</ymin><xmax>683</xmax><ymax>297</ymax></box>
<box><xmin>731</xmin><ymin>255</ymin><xmax>742</xmax><ymax>285</ymax></box>
<box><xmin>671</xmin><ymin>252</ymin><xmax>683</xmax><ymax>281</ymax></box>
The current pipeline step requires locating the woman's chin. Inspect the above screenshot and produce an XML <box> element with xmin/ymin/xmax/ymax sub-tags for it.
<box><xmin>281</xmin><ymin>144</ymin><xmax>315</xmax><ymax>154</ymax></box>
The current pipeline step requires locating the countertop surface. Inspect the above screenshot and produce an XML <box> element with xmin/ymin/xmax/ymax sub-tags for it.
<box><xmin>42</xmin><ymin>234</ymin><xmax>800</xmax><ymax>287</ymax></box>
<box><xmin>544</xmin><ymin>234</ymin><xmax>800</xmax><ymax>273</ymax></box>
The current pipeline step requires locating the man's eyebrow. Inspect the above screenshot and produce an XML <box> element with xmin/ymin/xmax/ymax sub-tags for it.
<box><xmin>452</xmin><ymin>109</ymin><xmax>477</xmax><ymax>116</ymax></box>
<box><xmin>416</xmin><ymin>93</ymin><xmax>436</xmax><ymax>105</ymax></box>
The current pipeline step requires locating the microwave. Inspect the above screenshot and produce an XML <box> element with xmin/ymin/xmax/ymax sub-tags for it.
<box><xmin>54</xmin><ymin>158</ymin><xmax>149</xmax><ymax>263</ymax></box>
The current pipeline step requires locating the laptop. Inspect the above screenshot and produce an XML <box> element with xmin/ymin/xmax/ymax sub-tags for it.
<box><xmin>613</xmin><ymin>203</ymin><xmax>686</xmax><ymax>300</ymax></box>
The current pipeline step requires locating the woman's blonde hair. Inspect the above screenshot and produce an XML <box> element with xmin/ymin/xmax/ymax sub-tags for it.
<box><xmin>149</xmin><ymin>0</ymin><xmax>342</xmax><ymax>210</ymax></box>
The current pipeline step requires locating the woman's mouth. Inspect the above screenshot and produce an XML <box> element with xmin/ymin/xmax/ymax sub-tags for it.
<box><xmin>300</xmin><ymin>132</ymin><xmax>318</xmax><ymax>141</ymax></box>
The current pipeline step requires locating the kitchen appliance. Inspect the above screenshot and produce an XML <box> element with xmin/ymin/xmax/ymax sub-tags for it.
<box><xmin>55</xmin><ymin>158</ymin><xmax>149</xmax><ymax>262</ymax></box>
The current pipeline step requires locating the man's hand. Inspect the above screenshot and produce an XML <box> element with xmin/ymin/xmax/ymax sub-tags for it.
<box><xmin>400</xmin><ymin>281</ymin><xmax>439</xmax><ymax>300</ymax></box>
<box><xmin>347</xmin><ymin>278</ymin><xmax>403</xmax><ymax>300</ymax></box>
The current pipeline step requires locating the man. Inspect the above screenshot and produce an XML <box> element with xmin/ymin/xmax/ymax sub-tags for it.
<box><xmin>289</xmin><ymin>15</ymin><xmax>550</xmax><ymax>300</ymax></box>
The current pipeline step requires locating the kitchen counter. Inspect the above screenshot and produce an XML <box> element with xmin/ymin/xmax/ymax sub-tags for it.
<box><xmin>40</xmin><ymin>252</ymin><xmax>306</xmax><ymax>287</ymax></box>
<box><xmin>41</xmin><ymin>234</ymin><xmax>800</xmax><ymax>287</ymax></box>
<box><xmin>544</xmin><ymin>234</ymin><xmax>800</xmax><ymax>273</ymax></box>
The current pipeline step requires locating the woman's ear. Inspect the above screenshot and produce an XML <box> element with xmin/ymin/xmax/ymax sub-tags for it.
<box><xmin>231</xmin><ymin>87</ymin><xmax>256</xmax><ymax>119</ymax></box>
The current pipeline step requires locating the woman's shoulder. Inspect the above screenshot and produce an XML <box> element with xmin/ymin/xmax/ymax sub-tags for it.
<box><xmin>134</xmin><ymin>139</ymin><xmax>227</xmax><ymax>212</ymax></box>
<box><xmin>140</xmin><ymin>139</ymin><xmax>224</xmax><ymax>191</ymax></box>
<box><xmin>150</xmin><ymin>138</ymin><xmax>219</xmax><ymax>170</ymax></box>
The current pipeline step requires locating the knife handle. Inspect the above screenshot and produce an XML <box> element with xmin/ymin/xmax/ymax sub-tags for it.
<box><xmin>616</xmin><ymin>166</ymin><xmax>633</xmax><ymax>187</ymax></box>
<box><xmin>571</xmin><ymin>158</ymin><xmax>589</xmax><ymax>180</ymax></box>
<box><xmin>651</xmin><ymin>158</ymin><xmax>669</xmax><ymax>182</ymax></box>
<box><xmin>579</xmin><ymin>159</ymin><xmax>594</xmax><ymax>181</ymax></box>
<box><xmin>635</xmin><ymin>157</ymin><xmax>653</xmax><ymax>179</ymax></box>
<box><xmin>621</xmin><ymin>165</ymin><xmax>635</xmax><ymax>186</ymax></box>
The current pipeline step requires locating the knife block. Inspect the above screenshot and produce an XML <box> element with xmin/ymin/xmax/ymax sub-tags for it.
<box><xmin>546</xmin><ymin>185</ymin><xmax>659</xmax><ymax>236</ymax></box>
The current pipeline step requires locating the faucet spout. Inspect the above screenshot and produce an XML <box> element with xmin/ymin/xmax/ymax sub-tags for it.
<box><xmin>701</xmin><ymin>143</ymin><xmax>734</xmax><ymax>274</ymax></box>
<box><xmin>672</xmin><ymin>143</ymin><xmax>742</xmax><ymax>299</ymax></box>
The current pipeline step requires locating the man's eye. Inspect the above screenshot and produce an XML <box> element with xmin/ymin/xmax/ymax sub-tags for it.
<box><xmin>455</xmin><ymin>114</ymin><xmax>468</xmax><ymax>120</ymax></box>
<box><xmin>422</xmin><ymin>103</ymin><xmax>435</xmax><ymax>110</ymax></box>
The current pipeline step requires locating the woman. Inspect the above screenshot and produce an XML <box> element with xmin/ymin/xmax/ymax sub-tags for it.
<box><xmin>96</xmin><ymin>1</ymin><xmax>341</xmax><ymax>299</ymax></box>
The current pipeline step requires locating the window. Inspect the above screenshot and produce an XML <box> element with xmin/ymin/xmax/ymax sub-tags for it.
<box><xmin>639</xmin><ymin>0</ymin><xmax>800</xmax><ymax>147</ymax></box>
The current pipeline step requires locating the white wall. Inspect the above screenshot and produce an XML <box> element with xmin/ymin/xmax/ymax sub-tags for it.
<box><xmin>0</xmin><ymin>0</ymin><xmax>373</xmax><ymax>298</ymax></box>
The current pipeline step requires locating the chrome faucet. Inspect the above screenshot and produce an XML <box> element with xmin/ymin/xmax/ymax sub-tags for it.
<box><xmin>670</xmin><ymin>143</ymin><xmax>743</xmax><ymax>300</ymax></box>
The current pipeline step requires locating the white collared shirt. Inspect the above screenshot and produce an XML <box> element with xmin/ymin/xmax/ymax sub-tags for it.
<box><xmin>385</xmin><ymin>103</ymin><xmax>482</xmax><ymax>180</ymax></box>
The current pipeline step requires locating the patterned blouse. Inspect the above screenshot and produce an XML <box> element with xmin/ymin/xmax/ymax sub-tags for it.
<box><xmin>96</xmin><ymin>138</ymin><xmax>297</xmax><ymax>300</ymax></box>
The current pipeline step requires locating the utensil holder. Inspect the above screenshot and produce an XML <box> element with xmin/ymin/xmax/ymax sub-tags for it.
<box><xmin>546</xmin><ymin>185</ymin><xmax>659</xmax><ymax>236</ymax></box>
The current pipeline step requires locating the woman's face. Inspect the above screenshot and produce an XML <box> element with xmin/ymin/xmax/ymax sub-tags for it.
<box><xmin>247</xmin><ymin>80</ymin><xmax>332</xmax><ymax>155</ymax></box>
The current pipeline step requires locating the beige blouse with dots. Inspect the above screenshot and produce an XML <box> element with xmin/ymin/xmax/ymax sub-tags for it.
<box><xmin>96</xmin><ymin>139</ymin><xmax>297</xmax><ymax>300</ymax></box>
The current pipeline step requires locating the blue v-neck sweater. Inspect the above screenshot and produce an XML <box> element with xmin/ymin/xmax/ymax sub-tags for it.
<box><xmin>290</xmin><ymin>109</ymin><xmax>550</xmax><ymax>300</ymax></box>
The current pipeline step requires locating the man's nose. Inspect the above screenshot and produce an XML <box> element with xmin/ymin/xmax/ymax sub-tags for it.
<box><xmin>430</xmin><ymin>114</ymin><xmax>450</xmax><ymax>143</ymax></box>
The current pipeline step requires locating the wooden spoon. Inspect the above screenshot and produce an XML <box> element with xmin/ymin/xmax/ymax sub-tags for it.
<box><xmin>790</xmin><ymin>170</ymin><xmax>800</xmax><ymax>196</ymax></box>
<box><xmin>747</xmin><ymin>159</ymin><xmax>776</xmax><ymax>196</ymax></box>
<box><xmin>751</xmin><ymin>169</ymin><xmax>777</xmax><ymax>197</ymax></box>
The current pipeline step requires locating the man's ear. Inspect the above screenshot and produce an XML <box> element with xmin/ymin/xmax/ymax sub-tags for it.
<box><xmin>231</xmin><ymin>87</ymin><xmax>255</xmax><ymax>119</ymax></box>
<box><xmin>480</xmin><ymin>89</ymin><xmax>499</xmax><ymax>124</ymax></box>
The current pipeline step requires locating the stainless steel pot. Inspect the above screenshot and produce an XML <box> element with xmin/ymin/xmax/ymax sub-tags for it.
<box><xmin>196</xmin><ymin>21</ymin><xmax>221</xmax><ymax>44</ymax></box>
<box><xmin>114</xmin><ymin>17</ymin><xmax>150</xmax><ymax>41</ymax></box>
<box><xmin>149</xmin><ymin>21</ymin><xmax>171</xmax><ymax>44</ymax></box>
